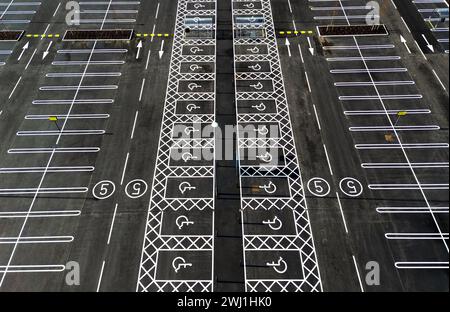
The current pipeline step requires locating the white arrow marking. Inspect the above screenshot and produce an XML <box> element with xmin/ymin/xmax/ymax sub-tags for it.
<box><xmin>159</xmin><ymin>40</ymin><xmax>165</xmax><ymax>59</ymax></box>
<box><xmin>421</xmin><ymin>34</ymin><xmax>434</xmax><ymax>52</ymax></box>
<box><xmin>42</xmin><ymin>41</ymin><xmax>53</xmax><ymax>60</ymax></box>
<box><xmin>136</xmin><ymin>40</ymin><xmax>143</xmax><ymax>60</ymax></box>
<box><xmin>307</xmin><ymin>37</ymin><xmax>314</xmax><ymax>55</ymax></box>
<box><xmin>400</xmin><ymin>35</ymin><xmax>411</xmax><ymax>54</ymax></box>
<box><xmin>18</xmin><ymin>42</ymin><xmax>29</xmax><ymax>61</ymax></box>
<box><xmin>285</xmin><ymin>38</ymin><xmax>291</xmax><ymax>57</ymax></box>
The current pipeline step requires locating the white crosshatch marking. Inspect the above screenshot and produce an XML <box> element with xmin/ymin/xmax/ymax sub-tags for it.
<box><xmin>137</xmin><ymin>0</ymin><xmax>217</xmax><ymax>293</ymax></box>
<box><xmin>233</xmin><ymin>0</ymin><xmax>322</xmax><ymax>292</ymax></box>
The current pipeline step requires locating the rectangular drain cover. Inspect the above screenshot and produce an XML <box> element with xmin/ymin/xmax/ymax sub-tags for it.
<box><xmin>318</xmin><ymin>24</ymin><xmax>388</xmax><ymax>37</ymax></box>
<box><xmin>63</xmin><ymin>29</ymin><xmax>134</xmax><ymax>41</ymax></box>
<box><xmin>0</xmin><ymin>30</ymin><xmax>24</xmax><ymax>41</ymax></box>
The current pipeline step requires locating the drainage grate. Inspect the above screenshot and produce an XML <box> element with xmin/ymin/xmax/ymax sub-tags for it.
<box><xmin>0</xmin><ymin>30</ymin><xmax>24</xmax><ymax>41</ymax></box>
<box><xmin>318</xmin><ymin>24</ymin><xmax>388</xmax><ymax>37</ymax></box>
<box><xmin>63</xmin><ymin>29</ymin><xmax>134</xmax><ymax>41</ymax></box>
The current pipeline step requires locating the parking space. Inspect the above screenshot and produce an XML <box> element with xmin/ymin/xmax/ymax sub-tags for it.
<box><xmin>411</xmin><ymin>0</ymin><xmax>449</xmax><ymax>53</ymax></box>
<box><xmin>233</xmin><ymin>0</ymin><xmax>321</xmax><ymax>292</ymax></box>
<box><xmin>311</xmin><ymin>0</ymin><xmax>449</xmax><ymax>274</ymax></box>
<box><xmin>136</xmin><ymin>0</ymin><xmax>216</xmax><ymax>293</ymax></box>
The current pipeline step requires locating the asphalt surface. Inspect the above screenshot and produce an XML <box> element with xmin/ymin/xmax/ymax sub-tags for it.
<box><xmin>0</xmin><ymin>0</ymin><xmax>448</xmax><ymax>292</ymax></box>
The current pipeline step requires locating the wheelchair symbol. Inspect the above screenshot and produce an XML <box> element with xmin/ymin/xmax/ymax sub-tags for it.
<box><xmin>194</xmin><ymin>3</ymin><xmax>205</xmax><ymax>9</ymax></box>
<box><xmin>184</xmin><ymin>126</ymin><xmax>200</xmax><ymax>136</ymax></box>
<box><xmin>251</xmin><ymin>102</ymin><xmax>266</xmax><ymax>111</ymax></box>
<box><xmin>179</xmin><ymin>181</ymin><xmax>197</xmax><ymax>194</ymax></box>
<box><xmin>182</xmin><ymin>152</ymin><xmax>198</xmax><ymax>162</ymax></box>
<box><xmin>254</xmin><ymin>125</ymin><xmax>269</xmax><ymax>135</ymax></box>
<box><xmin>188</xmin><ymin>83</ymin><xmax>202</xmax><ymax>91</ymax></box>
<box><xmin>262</xmin><ymin>216</ymin><xmax>283</xmax><ymax>231</ymax></box>
<box><xmin>190</xmin><ymin>46</ymin><xmax>204</xmax><ymax>54</ymax></box>
<box><xmin>172</xmin><ymin>257</ymin><xmax>193</xmax><ymax>273</ymax></box>
<box><xmin>190</xmin><ymin>64</ymin><xmax>203</xmax><ymax>71</ymax></box>
<box><xmin>247</xmin><ymin>46</ymin><xmax>260</xmax><ymax>54</ymax></box>
<box><xmin>256</xmin><ymin>152</ymin><xmax>273</xmax><ymax>163</ymax></box>
<box><xmin>186</xmin><ymin>103</ymin><xmax>200</xmax><ymax>112</ymax></box>
<box><xmin>259</xmin><ymin>181</ymin><xmax>277</xmax><ymax>194</ymax></box>
<box><xmin>175</xmin><ymin>215</ymin><xmax>194</xmax><ymax>230</ymax></box>
<box><xmin>250</xmin><ymin>82</ymin><xmax>264</xmax><ymax>90</ymax></box>
<box><xmin>248</xmin><ymin>63</ymin><xmax>262</xmax><ymax>71</ymax></box>
<box><xmin>266</xmin><ymin>257</ymin><xmax>287</xmax><ymax>274</ymax></box>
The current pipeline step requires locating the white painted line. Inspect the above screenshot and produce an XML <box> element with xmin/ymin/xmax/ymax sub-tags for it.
<box><xmin>8</xmin><ymin>76</ymin><xmax>22</xmax><ymax>99</ymax></box>
<box><xmin>369</xmin><ymin>184</ymin><xmax>448</xmax><ymax>190</ymax></box>
<box><xmin>362</xmin><ymin>162</ymin><xmax>448</xmax><ymax>169</ymax></box>
<box><xmin>395</xmin><ymin>262</ymin><xmax>449</xmax><ymax>269</ymax></box>
<box><xmin>145</xmin><ymin>50</ymin><xmax>151</xmax><ymax>70</ymax></box>
<box><xmin>432</xmin><ymin>69</ymin><xmax>447</xmax><ymax>92</ymax></box>
<box><xmin>0</xmin><ymin>236</ymin><xmax>74</xmax><ymax>244</ymax></box>
<box><xmin>0</xmin><ymin>166</ymin><xmax>95</xmax><ymax>173</ymax></box>
<box><xmin>97</xmin><ymin>260</ymin><xmax>105</xmax><ymax>292</ymax></box>
<box><xmin>336</xmin><ymin>192</ymin><xmax>349</xmax><ymax>234</ymax></box>
<box><xmin>414</xmin><ymin>40</ymin><xmax>427</xmax><ymax>60</ymax></box>
<box><xmin>53</xmin><ymin>2</ymin><xmax>61</xmax><ymax>17</ymax></box>
<box><xmin>0</xmin><ymin>210</ymin><xmax>81</xmax><ymax>218</ymax></box>
<box><xmin>323</xmin><ymin>144</ymin><xmax>333</xmax><ymax>176</ymax></box>
<box><xmin>41</xmin><ymin>23</ymin><xmax>50</xmax><ymax>40</ymax></box>
<box><xmin>355</xmin><ymin>143</ymin><xmax>449</xmax><ymax>150</ymax></box>
<box><xmin>312</xmin><ymin>104</ymin><xmax>321</xmax><ymax>130</ymax></box>
<box><xmin>155</xmin><ymin>2</ymin><xmax>160</xmax><ymax>19</ymax></box>
<box><xmin>0</xmin><ymin>265</ymin><xmax>65</xmax><ymax>273</ymax></box>
<box><xmin>8</xmin><ymin>147</ymin><xmax>100</xmax><ymax>154</ymax></box>
<box><xmin>297</xmin><ymin>43</ymin><xmax>304</xmax><ymax>63</ymax></box>
<box><xmin>17</xmin><ymin>130</ymin><xmax>106</xmax><ymax>136</ymax></box>
<box><xmin>131</xmin><ymin>110</ymin><xmax>139</xmax><ymax>139</ymax></box>
<box><xmin>349</xmin><ymin>125</ymin><xmax>439</xmax><ymax>132</ymax></box>
<box><xmin>400</xmin><ymin>16</ymin><xmax>411</xmax><ymax>33</ymax></box>
<box><xmin>305</xmin><ymin>71</ymin><xmax>312</xmax><ymax>92</ymax></box>
<box><xmin>120</xmin><ymin>152</ymin><xmax>130</xmax><ymax>185</ymax></box>
<box><xmin>139</xmin><ymin>78</ymin><xmax>145</xmax><ymax>102</ymax></box>
<box><xmin>376</xmin><ymin>207</ymin><xmax>448</xmax><ymax>214</ymax></box>
<box><xmin>352</xmin><ymin>255</ymin><xmax>364</xmax><ymax>292</ymax></box>
<box><xmin>0</xmin><ymin>187</ymin><xmax>88</xmax><ymax>195</ymax></box>
<box><xmin>24</xmin><ymin>48</ymin><xmax>37</xmax><ymax>70</ymax></box>
<box><xmin>287</xmin><ymin>0</ymin><xmax>293</xmax><ymax>13</ymax></box>
<box><xmin>385</xmin><ymin>233</ymin><xmax>449</xmax><ymax>240</ymax></box>
<box><xmin>107</xmin><ymin>204</ymin><xmax>118</xmax><ymax>245</ymax></box>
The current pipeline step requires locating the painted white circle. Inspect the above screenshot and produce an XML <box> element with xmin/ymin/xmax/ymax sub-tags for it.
<box><xmin>92</xmin><ymin>180</ymin><xmax>116</xmax><ymax>200</ymax></box>
<box><xmin>307</xmin><ymin>177</ymin><xmax>331</xmax><ymax>197</ymax></box>
<box><xmin>211</xmin><ymin>121</ymin><xmax>219</xmax><ymax>128</ymax></box>
<box><xmin>125</xmin><ymin>179</ymin><xmax>148</xmax><ymax>199</ymax></box>
<box><xmin>339</xmin><ymin>177</ymin><xmax>363</xmax><ymax>197</ymax></box>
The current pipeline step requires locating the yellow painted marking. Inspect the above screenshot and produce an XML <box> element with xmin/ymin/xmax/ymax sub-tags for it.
<box><xmin>49</xmin><ymin>117</ymin><xmax>58</xmax><ymax>121</ymax></box>
<box><xmin>397</xmin><ymin>111</ymin><xmax>408</xmax><ymax>117</ymax></box>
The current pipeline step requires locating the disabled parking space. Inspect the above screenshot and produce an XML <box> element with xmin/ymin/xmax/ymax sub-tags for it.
<box><xmin>239</xmin><ymin>147</ymin><xmax>285</xmax><ymax>167</ymax></box>
<box><xmin>245</xmin><ymin>251</ymin><xmax>304</xmax><ymax>280</ymax></box>
<box><xmin>176</xmin><ymin>100</ymin><xmax>214</xmax><ymax>115</ymax></box>
<box><xmin>241</xmin><ymin>177</ymin><xmax>290</xmax><ymax>198</ymax></box>
<box><xmin>169</xmin><ymin>147</ymin><xmax>214</xmax><ymax>167</ymax></box>
<box><xmin>237</xmin><ymin>99</ymin><xmax>277</xmax><ymax>114</ymax></box>
<box><xmin>165</xmin><ymin>177</ymin><xmax>214</xmax><ymax>199</ymax></box>
<box><xmin>155</xmin><ymin>251</ymin><xmax>212</xmax><ymax>281</ymax></box>
<box><xmin>235</xmin><ymin>61</ymin><xmax>271</xmax><ymax>73</ymax></box>
<box><xmin>236</xmin><ymin>79</ymin><xmax>274</xmax><ymax>92</ymax></box>
<box><xmin>242</xmin><ymin>208</ymin><xmax>297</xmax><ymax>236</ymax></box>
<box><xmin>160</xmin><ymin>209</ymin><xmax>214</xmax><ymax>236</ymax></box>
<box><xmin>178</xmin><ymin>80</ymin><xmax>215</xmax><ymax>93</ymax></box>
<box><xmin>171</xmin><ymin>122</ymin><xmax>215</xmax><ymax>139</ymax></box>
